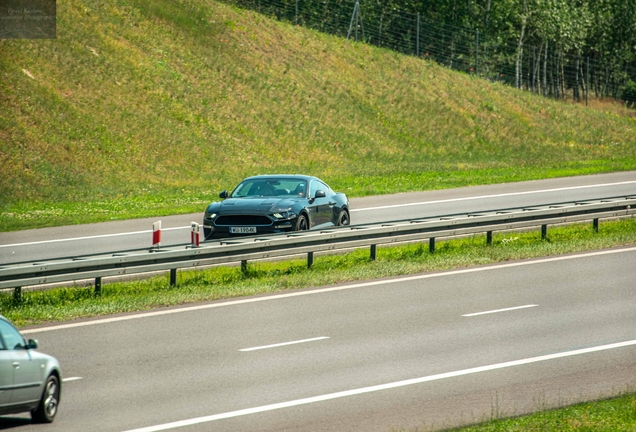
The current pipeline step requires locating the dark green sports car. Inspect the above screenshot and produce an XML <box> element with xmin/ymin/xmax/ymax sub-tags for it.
<box><xmin>203</xmin><ymin>175</ymin><xmax>350</xmax><ymax>239</ymax></box>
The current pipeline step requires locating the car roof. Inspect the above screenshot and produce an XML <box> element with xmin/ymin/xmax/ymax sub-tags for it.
<box><xmin>241</xmin><ymin>174</ymin><xmax>319</xmax><ymax>182</ymax></box>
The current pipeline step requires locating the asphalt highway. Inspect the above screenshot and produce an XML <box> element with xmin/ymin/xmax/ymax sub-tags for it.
<box><xmin>1</xmin><ymin>171</ymin><xmax>635</xmax><ymax>264</ymax></box>
<box><xmin>3</xmin><ymin>247</ymin><xmax>636</xmax><ymax>431</ymax></box>
<box><xmin>1</xmin><ymin>172</ymin><xmax>635</xmax><ymax>431</ymax></box>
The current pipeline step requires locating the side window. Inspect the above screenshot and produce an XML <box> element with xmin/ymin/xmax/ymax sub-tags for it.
<box><xmin>318</xmin><ymin>181</ymin><xmax>332</xmax><ymax>194</ymax></box>
<box><xmin>309</xmin><ymin>180</ymin><xmax>320</xmax><ymax>198</ymax></box>
<box><xmin>310</xmin><ymin>180</ymin><xmax>330</xmax><ymax>197</ymax></box>
<box><xmin>0</xmin><ymin>320</ymin><xmax>26</xmax><ymax>350</ymax></box>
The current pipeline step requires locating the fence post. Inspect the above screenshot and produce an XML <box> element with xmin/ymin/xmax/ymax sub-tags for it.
<box><xmin>347</xmin><ymin>1</ymin><xmax>360</xmax><ymax>40</ymax></box>
<box><xmin>593</xmin><ymin>218</ymin><xmax>599</xmax><ymax>232</ymax></box>
<box><xmin>543</xmin><ymin>41</ymin><xmax>548</xmax><ymax>96</ymax></box>
<box><xmin>532</xmin><ymin>46</ymin><xmax>536</xmax><ymax>93</ymax></box>
<box><xmin>307</xmin><ymin>252</ymin><xmax>314</xmax><ymax>268</ymax></box>
<box><xmin>416</xmin><ymin>13</ymin><xmax>420</xmax><ymax>57</ymax></box>
<box><xmin>541</xmin><ymin>224</ymin><xmax>548</xmax><ymax>239</ymax></box>
<box><xmin>370</xmin><ymin>244</ymin><xmax>377</xmax><ymax>260</ymax></box>
<box><xmin>429</xmin><ymin>237</ymin><xmax>436</xmax><ymax>253</ymax></box>
<box><xmin>475</xmin><ymin>29</ymin><xmax>479</xmax><ymax>76</ymax></box>
<box><xmin>575</xmin><ymin>58</ymin><xmax>580</xmax><ymax>101</ymax></box>
<box><xmin>95</xmin><ymin>277</ymin><xmax>102</xmax><ymax>296</ymax></box>
<box><xmin>586</xmin><ymin>56</ymin><xmax>590</xmax><ymax>107</ymax></box>
<box><xmin>487</xmin><ymin>231</ymin><xmax>493</xmax><ymax>246</ymax></box>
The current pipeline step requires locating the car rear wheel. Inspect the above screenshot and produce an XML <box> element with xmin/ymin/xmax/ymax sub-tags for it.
<box><xmin>337</xmin><ymin>209</ymin><xmax>350</xmax><ymax>226</ymax></box>
<box><xmin>295</xmin><ymin>214</ymin><xmax>309</xmax><ymax>231</ymax></box>
<box><xmin>31</xmin><ymin>375</ymin><xmax>59</xmax><ymax>423</ymax></box>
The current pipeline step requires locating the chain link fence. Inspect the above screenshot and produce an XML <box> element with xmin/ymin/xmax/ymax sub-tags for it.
<box><xmin>220</xmin><ymin>0</ymin><xmax>636</xmax><ymax>105</ymax></box>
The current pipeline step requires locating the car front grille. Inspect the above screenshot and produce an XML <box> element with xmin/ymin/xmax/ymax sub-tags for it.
<box><xmin>214</xmin><ymin>215</ymin><xmax>272</xmax><ymax>226</ymax></box>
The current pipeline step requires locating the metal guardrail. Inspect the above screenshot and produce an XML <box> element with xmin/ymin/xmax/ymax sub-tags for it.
<box><xmin>1</xmin><ymin>195</ymin><xmax>634</xmax><ymax>297</ymax></box>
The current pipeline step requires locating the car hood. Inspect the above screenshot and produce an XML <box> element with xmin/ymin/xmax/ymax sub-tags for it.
<box><xmin>207</xmin><ymin>197</ymin><xmax>301</xmax><ymax>214</ymax></box>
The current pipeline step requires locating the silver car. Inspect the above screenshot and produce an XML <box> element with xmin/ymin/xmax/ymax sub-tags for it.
<box><xmin>0</xmin><ymin>315</ymin><xmax>61</xmax><ymax>423</ymax></box>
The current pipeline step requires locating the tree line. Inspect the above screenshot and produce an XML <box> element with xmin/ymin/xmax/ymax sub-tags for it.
<box><xmin>223</xmin><ymin>0</ymin><xmax>636</xmax><ymax>103</ymax></box>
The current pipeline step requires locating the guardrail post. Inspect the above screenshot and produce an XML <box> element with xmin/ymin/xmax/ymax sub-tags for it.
<box><xmin>190</xmin><ymin>222</ymin><xmax>201</xmax><ymax>247</ymax></box>
<box><xmin>2</xmin><ymin>196</ymin><xmax>634</xmax><ymax>292</ymax></box>
<box><xmin>170</xmin><ymin>269</ymin><xmax>177</xmax><ymax>286</ymax></box>
<box><xmin>593</xmin><ymin>218</ymin><xmax>599</xmax><ymax>232</ymax></box>
<box><xmin>151</xmin><ymin>221</ymin><xmax>162</xmax><ymax>251</ymax></box>
<box><xmin>95</xmin><ymin>277</ymin><xmax>102</xmax><ymax>296</ymax></box>
<box><xmin>13</xmin><ymin>287</ymin><xmax>22</xmax><ymax>304</ymax></box>
<box><xmin>487</xmin><ymin>231</ymin><xmax>493</xmax><ymax>245</ymax></box>
<box><xmin>308</xmin><ymin>252</ymin><xmax>314</xmax><ymax>268</ymax></box>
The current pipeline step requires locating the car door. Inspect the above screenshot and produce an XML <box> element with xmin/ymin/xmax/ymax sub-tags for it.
<box><xmin>308</xmin><ymin>180</ymin><xmax>332</xmax><ymax>228</ymax></box>
<box><xmin>0</xmin><ymin>337</ymin><xmax>12</xmax><ymax>406</ymax></box>
<box><xmin>0</xmin><ymin>320</ymin><xmax>42</xmax><ymax>405</ymax></box>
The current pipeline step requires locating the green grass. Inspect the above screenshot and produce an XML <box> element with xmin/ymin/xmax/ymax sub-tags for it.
<box><xmin>1</xmin><ymin>0</ymin><xmax>635</xmax><ymax>231</ymax></box>
<box><xmin>3</xmin><ymin>218</ymin><xmax>635</xmax><ymax>327</ymax></box>
<box><xmin>441</xmin><ymin>392</ymin><xmax>636</xmax><ymax>431</ymax></box>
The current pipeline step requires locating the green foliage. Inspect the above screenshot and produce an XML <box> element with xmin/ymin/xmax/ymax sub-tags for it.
<box><xmin>621</xmin><ymin>80</ymin><xmax>636</xmax><ymax>104</ymax></box>
<box><xmin>447</xmin><ymin>393</ymin><xmax>636</xmax><ymax>432</ymax></box>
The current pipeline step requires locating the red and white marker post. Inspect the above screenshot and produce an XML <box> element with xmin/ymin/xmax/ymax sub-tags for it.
<box><xmin>151</xmin><ymin>221</ymin><xmax>162</xmax><ymax>249</ymax></box>
<box><xmin>190</xmin><ymin>222</ymin><xmax>201</xmax><ymax>247</ymax></box>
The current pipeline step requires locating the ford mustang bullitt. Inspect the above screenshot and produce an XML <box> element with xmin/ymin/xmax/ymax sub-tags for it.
<box><xmin>203</xmin><ymin>175</ymin><xmax>350</xmax><ymax>239</ymax></box>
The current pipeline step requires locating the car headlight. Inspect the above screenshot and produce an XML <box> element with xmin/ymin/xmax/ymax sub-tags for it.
<box><xmin>205</xmin><ymin>212</ymin><xmax>217</xmax><ymax>219</ymax></box>
<box><xmin>272</xmin><ymin>211</ymin><xmax>296</xmax><ymax>220</ymax></box>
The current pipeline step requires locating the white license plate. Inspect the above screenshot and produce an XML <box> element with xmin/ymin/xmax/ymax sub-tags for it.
<box><xmin>230</xmin><ymin>227</ymin><xmax>257</xmax><ymax>234</ymax></box>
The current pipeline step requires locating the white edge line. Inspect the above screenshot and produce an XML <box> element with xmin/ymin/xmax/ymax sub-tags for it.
<box><xmin>122</xmin><ymin>338</ymin><xmax>636</xmax><ymax>432</ymax></box>
<box><xmin>239</xmin><ymin>337</ymin><xmax>330</xmax><ymax>352</ymax></box>
<box><xmin>20</xmin><ymin>246</ymin><xmax>636</xmax><ymax>335</ymax></box>
<box><xmin>350</xmin><ymin>180</ymin><xmax>636</xmax><ymax>212</ymax></box>
<box><xmin>0</xmin><ymin>226</ymin><xmax>190</xmax><ymax>248</ymax></box>
<box><xmin>3</xmin><ymin>180</ymin><xmax>634</xmax><ymax>247</ymax></box>
<box><xmin>62</xmin><ymin>377</ymin><xmax>82</xmax><ymax>382</ymax></box>
<box><xmin>462</xmin><ymin>304</ymin><xmax>538</xmax><ymax>317</ymax></box>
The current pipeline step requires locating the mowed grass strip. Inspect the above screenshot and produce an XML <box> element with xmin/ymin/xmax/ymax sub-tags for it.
<box><xmin>1</xmin><ymin>0</ymin><xmax>635</xmax><ymax>231</ymax></box>
<box><xmin>431</xmin><ymin>392</ymin><xmax>636</xmax><ymax>432</ymax></box>
<box><xmin>3</xmin><ymin>218</ymin><xmax>635</xmax><ymax>328</ymax></box>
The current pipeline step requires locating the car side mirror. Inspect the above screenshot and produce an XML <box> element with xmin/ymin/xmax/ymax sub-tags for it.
<box><xmin>315</xmin><ymin>190</ymin><xmax>326</xmax><ymax>198</ymax></box>
<box><xmin>219</xmin><ymin>190</ymin><xmax>228</xmax><ymax>199</ymax></box>
<box><xmin>27</xmin><ymin>339</ymin><xmax>38</xmax><ymax>350</ymax></box>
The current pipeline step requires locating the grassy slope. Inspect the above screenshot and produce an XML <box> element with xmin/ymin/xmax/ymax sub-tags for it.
<box><xmin>0</xmin><ymin>0</ymin><xmax>635</xmax><ymax>231</ymax></box>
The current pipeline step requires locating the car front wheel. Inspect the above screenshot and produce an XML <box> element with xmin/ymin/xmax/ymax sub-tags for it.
<box><xmin>295</xmin><ymin>214</ymin><xmax>309</xmax><ymax>231</ymax></box>
<box><xmin>336</xmin><ymin>209</ymin><xmax>350</xmax><ymax>226</ymax></box>
<box><xmin>31</xmin><ymin>374</ymin><xmax>60</xmax><ymax>423</ymax></box>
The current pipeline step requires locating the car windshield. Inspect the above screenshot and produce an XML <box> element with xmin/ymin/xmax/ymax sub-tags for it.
<box><xmin>0</xmin><ymin>319</ymin><xmax>26</xmax><ymax>350</ymax></box>
<box><xmin>231</xmin><ymin>178</ymin><xmax>307</xmax><ymax>198</ymax></box>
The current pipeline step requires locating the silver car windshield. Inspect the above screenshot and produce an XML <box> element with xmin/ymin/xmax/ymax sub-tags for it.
<box><xmin>231</xmin><ymin>179</ymin><xmax>307</xmax><ymax>198</ymax></box>
<box><xmin>0</xmin><ymin>319</ymin><xmax>26</xmax><ymax>350</ymax></box>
